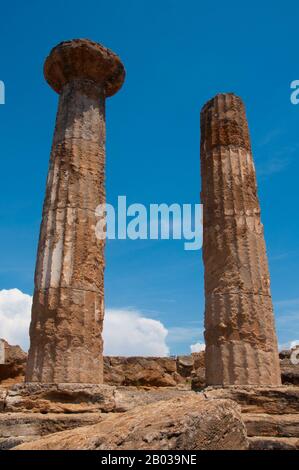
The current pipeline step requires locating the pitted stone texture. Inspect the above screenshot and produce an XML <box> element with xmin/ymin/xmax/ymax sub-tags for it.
<box><xmin>201</xmin><ymin>94</ymin><xmax>251</xmax><ymax>152</ymax></box>
<box><xmin>244</xmin><ymin>413</ymin><xmax>299</xmax><ymax>438</ymax></box>
<box><xmin>26</xmin><ymin>289</ymin><xmax>104</xmax><ymax>383</ymax></box>
<box><xmin>43</xmin><ymin>143</ymin><xmax>105</xmax><ymax>213</ymax></box>
<box><xmin>0</xmin><ymin>412</ymin><xmax>103</xmax><ymax>449</ymax></box>
<box><xmin>103</xmin><ymin>354</ymin><xmax>205</xmax><ymax>388</ymax></box>
<box><xmin>200</xmin><ymin>93</ymin><xmax>281</xmax><ymax>386</ymax></box>
<box><xmin>51</xmin><ymin>80</ymin><xmax>106</xmax><ymax>146</ymax></box>
<box><xmin>204</xmin><ymin>386</ymin><xmax>299</xmax><ymax>414</ymax></box>
<box><xmin>4</xmin><ymin>383</ymin><xmax>115</xmax><ymax>414</ymax></box>
<box><xmin>114</xmin><ymin>386</ymin><xmax>195</xmax><ymax>412</ymax></box>
<box><xmin>248</xmin><ymin>436</ymin><xmax>299</xmax><ymax>450</ymax></box>
<box><xmin>26</xmin><ymin>39</ymin><xmax>125</xmax><ymax>384</ymax></box>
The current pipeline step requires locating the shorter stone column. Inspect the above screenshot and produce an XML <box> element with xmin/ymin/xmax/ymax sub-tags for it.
<box><xmin>200</xmin><ymin>93</ymin><xmax>281</xmax><ymax>386</ymax></box>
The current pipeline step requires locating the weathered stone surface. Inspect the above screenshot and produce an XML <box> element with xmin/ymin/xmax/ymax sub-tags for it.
<box><xmin>0</xmin><ymin>436</ymin><xmax>34</xmax><ymax>450</ymax></box>
<box><xmin>44</xmin><ymin>39</ymin><xmax>125</xmax><ymax>97</ymax></box>
<box><xmin>203</xmin><ymin>385</ymin><xmax>299</xmax><ymax>449</ymax></box>
<box><xmin>2</xmin><ymin>347</ymin><xmax>206</xmax><ymax>388</ymax></box>
<box><xmin>103</xmin><ymin>355</ymin><xmax>204</xmax><ymax>387</ymax></box>
<box><xmin>204</xmin><ymin>386</ymin><xmax>299</xmax><ymax>414</ymax></box>
<box><xmin>1</xmin><ymin>383</ymin><xmax>196</xmax><ymax>414</ymax></box>
<box><xmin>114</xmin><ymin>386</ymin><xmax>195</xmax><ymax>412</ymax></box>
<box><xmin>4</xmin><ymin>383</ymin><xmax>115</xmax><ymax>413</ymax></box>
<box><xmin>0</xmin><ymin>339</ymin><xmax>26</xmax><ymax>386</ymax></box>
<box><xmin>2</xmin><ymin>382</ymin><xmax>298</xmax><ymax>450</ymax></box>
<box><xmin>0</xmin><ymin>412</ymin><xmax>103</xmax><ymax>449</ymax></box>
<box><xmin>26</xmin><ymin>39</ymin><xmax>125</xmax><ymax>384</ymax></box>
<box><xmin>13</xmin><ymin>395</ymin><xmax>248</xmax><ymax>450</ymax></box>
<box><xmin>244</xmin><ymin>413</ymin><xmax>299</xmax><ymax>437</ymax></box>
<box><xmin>104</xmin><ymin>356</ymin><xmax>177</xmax><ymax>386</ymax></box>
<box><xmin>200</xmin><ymin>93</ymin><xmax>281</xmax><ymax>386</ymax></box>
<box><xmin>248</xmin><ymin>436</ymin><xmax>299</xmax><ymax>450</ymax></box>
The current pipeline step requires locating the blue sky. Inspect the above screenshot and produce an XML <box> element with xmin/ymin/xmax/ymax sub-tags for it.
<box><xmin>0</xmin><ymin>0</ymin><xmax>298</xmax><ymax>354</ymax></box>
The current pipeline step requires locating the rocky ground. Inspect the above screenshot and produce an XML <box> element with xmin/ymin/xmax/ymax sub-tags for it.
<box><xmin>12</xmin><ymin>394</ymin><xmax>248</xmax><ymax>450</ymax></box>
<box><xmin>204</xmin><ymin>385</ymin><xmax>299</xmax><ymax>449</ymax></box>
<box><xmin>0</xmin><ymin>339</ymin><xmax>298</xmax><ymax>450</ymax></box>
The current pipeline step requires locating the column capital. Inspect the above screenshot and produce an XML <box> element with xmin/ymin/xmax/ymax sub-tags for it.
<box><xmin>44</xmin><ymin>38</ymin><xmax>125</xmax><ymax>97</ymax></box>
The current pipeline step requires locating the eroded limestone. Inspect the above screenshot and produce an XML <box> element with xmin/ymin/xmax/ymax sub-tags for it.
<box><xmin>200</xmin><ymin>93</ymin><xmax>281</xmax><ymax>386</ymax></box>
<box><xmin>26</xmin><ymin>39</ymin><xmax>125</xmax><ymax>383</ymax></box>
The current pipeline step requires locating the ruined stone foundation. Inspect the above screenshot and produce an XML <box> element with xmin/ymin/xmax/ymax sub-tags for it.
<box><xmin>200</xmin><ymin>93</ymin><xmax>281</xmax><ymax>386</ymax></box>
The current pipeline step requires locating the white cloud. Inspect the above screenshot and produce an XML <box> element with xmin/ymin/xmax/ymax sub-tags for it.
<box><xmin>0</xmin><ymin>288</ymin><xmax>32</xmax><ymax>351</ymax></box>
<box><xmin>103</xmin><ymin>308</ymin><xmax>169</xmax><ymax>356</ymax></box>
<box><xmin>190</xmin><ymin>342</ymin><xmax>205</xmax><ymax>353</ymax></box>
<box><xmin>0</xmin><ymin>289</ymin><xmax>169</xmax><ymax>356</ymax></box>
<box><xmin>279</xmin><ymin>339</ymin><xmax>299</xmax><ymax>351</ymax></box>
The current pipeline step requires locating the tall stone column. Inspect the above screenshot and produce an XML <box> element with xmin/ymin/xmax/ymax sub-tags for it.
<box><xmin>200</xmin><ymin>93</ymin><xmax>281</xmax><ymax>386</ymax></box>
<box><xmin>25</xmin><ymin>39</ymin><xmax>125</xmax><ymax>383</ymax></box>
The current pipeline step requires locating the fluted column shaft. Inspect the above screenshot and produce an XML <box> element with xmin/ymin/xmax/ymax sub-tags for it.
<box><xmin>25</xmin><ymin>39</ymin><xmax>125</xmax><ymax>383</ymax></box>
<box><xmin>200</xmin><ymin>93</ymin><xmax>281</xmax><ymax>386</ymax></box>
<box><xmin>26</xmin><ymin>80</ymin><xmax>106</xmax><ymax>383</ymax></box>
